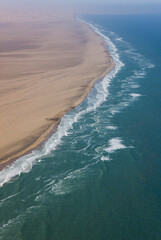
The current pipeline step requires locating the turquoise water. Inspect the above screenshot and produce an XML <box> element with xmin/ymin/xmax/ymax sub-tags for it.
<box><xmin>0</xmin><ymin>14</ymin><xmax>161</xmax><ymax>239</ymax></box>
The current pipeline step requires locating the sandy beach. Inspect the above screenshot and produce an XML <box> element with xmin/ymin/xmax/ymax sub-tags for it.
<box><xmin>0</xmin><ymin>10</ymin><xmax>114</xmax><ymax>170</ymax></box>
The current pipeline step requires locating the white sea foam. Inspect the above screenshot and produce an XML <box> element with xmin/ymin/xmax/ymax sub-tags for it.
<box><xmin>110</xmin><ymin>109</ymin><xmax>120</xmax><ymax>115</ymax></box>
<box><xmin>1</xmin><ymin>219</ymin><xmax>15</xmax><ymax>230</ymax></box>
<box><xmin>0</xmin><ymin>193</ymin><xmax>19</xmax><ymax>203</ymax></box>
<box><xmin>130</xmin><ymin>93</ymin><xmax>142</xmax><ymax>98</ymax></box>
<box><xmin>131</xmin><ymin>84</ymin><xmax>140</xmax><ymax>89</ymax></box>
<box><xmin>106</xmin><ymin>126</ymin><xmax>117</xmax><ymax>130</ymax></box>
<box><xmin>116</xmin><ymin>37</ymin><xmax>123</xmax><ymax>41</ymax></box>
<box><xmin>101</xmin><ymin>156</ymin><xmax>111</xmax><ymax>161</ymax></box>
<box><xmin>0</xmin><ymin>205</ymin><xmax>39</xmax><ymax>232</ymax></box>
<box><xmin>105</xmin><ymin>138</ymin><xmax>127</xmax><ymax>153</ymax></box>
<box><xmin>147</xmin><ymin>63</ymin><xmax>155</xmax><ymax>69</ymax></box>
<box><xmin>50</xmin><ymin>160</ymin><xmax>99</xmax><ymax>195</ymax></box>
<box><xmin>134</xmin><ymin>71</ymin><xmax>146</xmax><ymax>79</ymax></box>
<box><xmin>0</xmin><ymin>17</ymin><xmax>124</xmax><ymax>188</ymax></box>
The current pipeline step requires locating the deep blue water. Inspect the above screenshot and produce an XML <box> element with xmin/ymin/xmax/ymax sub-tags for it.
<box><xmin>0</xmin><ymin>14</ymin><xmax>161</xmax><ymax>240</ymax></box>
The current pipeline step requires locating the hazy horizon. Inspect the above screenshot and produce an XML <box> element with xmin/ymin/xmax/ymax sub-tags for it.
<box><xmin>1</xmin><ymin>0</ymin><xmax>161</xmax><ymax>15</ymax></box>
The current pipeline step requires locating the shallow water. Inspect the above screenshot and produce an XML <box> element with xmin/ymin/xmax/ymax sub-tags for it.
<box><xmin>0</xmin><ymin>14</ymin><xmax>161</xmax><ymax>240</ymax></box>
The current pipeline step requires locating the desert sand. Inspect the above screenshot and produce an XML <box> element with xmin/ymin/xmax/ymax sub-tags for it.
<box><xmin>0</xmin><ymin>10</ymin><xmax>114</xmax><ymax>169</ymax></box>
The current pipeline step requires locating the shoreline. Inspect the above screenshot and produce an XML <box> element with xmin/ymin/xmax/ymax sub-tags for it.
<box><xmin>0</xmin><ymin>17</ymin><xmax>115</xmax><ymax>171</ymax></box>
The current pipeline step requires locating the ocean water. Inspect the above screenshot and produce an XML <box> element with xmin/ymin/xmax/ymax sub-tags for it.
<box><xmin>0</xmin><ymin>14</ymin><xmax>161</xmax><ymax>240</ymax></box>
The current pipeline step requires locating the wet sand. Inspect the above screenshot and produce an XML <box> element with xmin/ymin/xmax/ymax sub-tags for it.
<box><xmin>0</xmin><ymin>10</ymin><xmax>114</xmax><ymax>169</ymax></box>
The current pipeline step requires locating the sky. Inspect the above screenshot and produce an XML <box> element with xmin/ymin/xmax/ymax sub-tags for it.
<box><xmin>1</xmin><ymin>0</ymin><xmax>161</xmax><ymax>14</ymax></box>
<box><xmin>62</xmin><ymin>0</ymin><xmax>161</xmax><ymax>3</ymax></box>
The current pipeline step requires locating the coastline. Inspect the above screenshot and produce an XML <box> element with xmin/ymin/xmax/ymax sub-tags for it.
<box><xmin>0</xmin><ymin>14</ymin><xmax>115</xmax><ymax>171</ymax></box>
